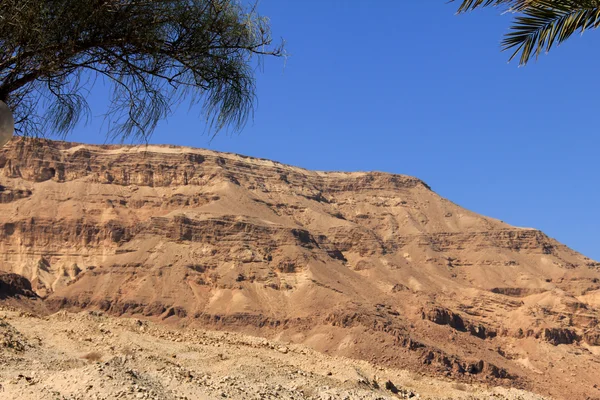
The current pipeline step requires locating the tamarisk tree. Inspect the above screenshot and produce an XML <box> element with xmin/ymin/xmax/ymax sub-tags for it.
<box><xmin>0</xmin><ymin>0</ymin><xmax>283</xmax><ymax>140</ymax></box>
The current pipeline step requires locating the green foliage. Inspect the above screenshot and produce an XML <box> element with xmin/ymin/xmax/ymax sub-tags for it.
<box><xmin>0</xmin><ymin>0</ymin><xmax>283</xmax><ymax>140</ymax></box>
<box><xmin>454</xmin><ymin>0</ymin><xmax>600</xmax><ymax>65</ymax></box>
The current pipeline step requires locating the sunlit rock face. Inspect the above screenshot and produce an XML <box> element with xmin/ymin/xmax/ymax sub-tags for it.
<box><xmin>0</xmin><ymin>137</ymin><xmax>599</xmax><ymax>399</ymax></box>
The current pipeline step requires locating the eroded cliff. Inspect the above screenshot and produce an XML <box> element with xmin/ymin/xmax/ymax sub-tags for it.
<box><xmin>0</xmin><ymin>138</ymin><xmax>598</xmax><ymax>399</ymax></box>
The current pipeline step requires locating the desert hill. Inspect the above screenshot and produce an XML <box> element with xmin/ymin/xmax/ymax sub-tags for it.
<box><xmin>0</xmin><ymin>138</ymin><xmax>598</xmax><ymax>399</ymax></box>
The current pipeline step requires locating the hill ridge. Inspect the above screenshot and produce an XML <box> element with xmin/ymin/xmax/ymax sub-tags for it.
<box><xmin>0</xmin><ymin>137</ymin><xmax>598</xmax><ymax>399</ymax></box>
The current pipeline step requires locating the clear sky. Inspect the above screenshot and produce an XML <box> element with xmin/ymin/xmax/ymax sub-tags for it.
<box><xmin>64</xmin><ymin>2</ymin><xmax>599</xmax><ymax>261</ymax></box>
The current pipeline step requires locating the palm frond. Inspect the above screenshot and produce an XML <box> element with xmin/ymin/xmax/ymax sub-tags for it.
<box><xmin>454</xmin><ymin>0</ymin><xmax>600</xmax><ymax>65</ymax></box>
<box><xmin>454</xmin><ymin>0</ymin><xmax>532</xmax><ymax>13</ymax></box>
<box><xmin>502</xmin><ymin>0</ymin><xmax>600</xmax><ymax>65</ymax></box>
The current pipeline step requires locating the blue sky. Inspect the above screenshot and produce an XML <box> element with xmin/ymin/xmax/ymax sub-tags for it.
<box><xmin>65</xmin><ymin>2</ymin><xmax>599</xmax><ymax>260</ymax></box>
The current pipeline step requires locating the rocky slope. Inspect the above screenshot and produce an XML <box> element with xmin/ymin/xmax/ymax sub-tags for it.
<box><xmin>0</xmin><ymin>138</ymin><xmax>598</xmax><ymax>399</ymax></box>
<box><xmin>0</xmin><ymin>306</ymin><xmax>547</xmax><ymax>400</ymax></box>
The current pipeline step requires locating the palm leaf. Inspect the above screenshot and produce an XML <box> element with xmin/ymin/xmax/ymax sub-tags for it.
<box><xmin>455</xmin><ymin>0</ymin><xmax>533</xmax><ymax>13</ymax></box>
<box><xmin>502</xmin><ymin>1</ymin><xmax>600</xmax><ymax>65</ymax></box>
<box><xmin>453</xmin><ymin>0</ymin><xmax>600</xmax><ymax>65</ymax></box>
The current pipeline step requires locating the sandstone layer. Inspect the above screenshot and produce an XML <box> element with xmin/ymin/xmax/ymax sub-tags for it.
<box><xmin>0</xmin><ymin>138</ymin><xmax>598</xmax><ymax>399</ymax></box>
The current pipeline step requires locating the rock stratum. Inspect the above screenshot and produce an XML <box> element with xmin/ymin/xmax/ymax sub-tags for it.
<box><xmin>0</xmin><ymin>138</ymin><xmax>598</xmax><ymax>399</ymax></box>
